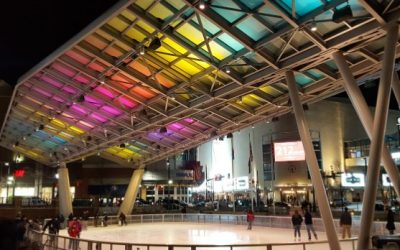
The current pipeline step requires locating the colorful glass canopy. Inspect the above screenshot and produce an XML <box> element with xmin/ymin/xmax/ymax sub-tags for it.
<box><xmin>1</xmin><ymin>0</ymin><xmax>399</xmax><ymax>167</ymax></box>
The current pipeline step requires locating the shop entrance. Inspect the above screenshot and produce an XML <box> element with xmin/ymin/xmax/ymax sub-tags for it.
<box><xmin>280</xmin><ymin>188</ymin><xmax>309</xmax><ymax>206</ymax></box>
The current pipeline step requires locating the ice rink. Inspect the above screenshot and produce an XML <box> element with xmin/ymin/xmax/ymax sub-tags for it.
<box><xmin>58</xmin><ymin>222</ymin><xmax>357</xmax><ymax>250</ymax></box>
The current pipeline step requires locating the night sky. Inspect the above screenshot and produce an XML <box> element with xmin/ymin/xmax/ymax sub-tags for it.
<box><xmin>0</xmin><ymin>0</ymin><xmax>397</xmax><ymax>110</ymax></box>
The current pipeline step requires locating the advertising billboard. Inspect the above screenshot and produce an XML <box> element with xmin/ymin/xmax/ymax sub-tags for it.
<box><xmin>341</xmin><ymin>173</ymin><xmax>365</xmax><ymax>187</ymax></box>
<box><xmin>274</xmin><ymin>141</ymin><xmax>305</xmax><ymax>162</ymax></box>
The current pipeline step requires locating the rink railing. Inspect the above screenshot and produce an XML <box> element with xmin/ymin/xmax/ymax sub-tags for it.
<box><xmin>34</xmin><ymin>213</ymin><xmax>367</xmax><ymax>250</ymax></box>
<box><xmin>28</xmin><ymin>229</ymin><xmax>359</xmax><ymax>250</ymax></box>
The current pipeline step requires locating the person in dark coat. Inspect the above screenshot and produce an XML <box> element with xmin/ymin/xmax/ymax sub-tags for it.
<box><xmin>291</xmin><ymin>210</ymin><xmax>303</xmax><ymax>241</ymax></box>
<box><xmin>340</xmin><ymin>207</ymin><xmax>352</xmax><ymax>239</ymax></box>
<box><xmin>119</xmin><ymin>212</ymin><xmax>127</xmax><ymax>226</ymax></box>
<box><xmin>304</xmin><ymin>210</ymin><xmax>318</xmax><ymax>240</ymax></box>
<box><xmin>386</xmin><ymin>207</ymin><xmax>396</xmax><ymax>235</ymax></box>
<box><xmin>43</xmin><ymin>217</ymin><xmax>60</xmax><ymax>249</ymax></box>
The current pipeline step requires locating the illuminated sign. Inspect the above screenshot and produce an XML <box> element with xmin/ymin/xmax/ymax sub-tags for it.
<box><xmin>274</xmin><ymin>141</ymin><xmax>305</xmax><ymax>162</ymax></box>
<box><xmin>382</xmin><ymin>174</ymin><xmax>393</xmax><ymax>187</ymax></box>
<box><xmin>13</xmin><ymin>169</ymin><xmax>25</xmax><ymax>178</ymax></box>
<box><xmin>172</xmin><ymin>170</ymin><xmax>194</xmax><ymax>180</ymax></box>
<box><xmin>234</xmin><ymin>176</ymin><xmax>249</xmax><ymax>190</ymax></box>
<box><xmin>341</xmin><ymin>173</ymin><xmax>365</xmax><ymax>187</ymax></box>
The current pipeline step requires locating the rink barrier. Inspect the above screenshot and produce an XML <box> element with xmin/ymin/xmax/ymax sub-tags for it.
<box><xmin>74</xmin><ymin>213</ymin><xmax>391</xmax><ymax>236</ymax></box>
<box><xmin>28</xmin><ymin>229</ymin><xmax>359</xmax><ymax>250</ymax></box>
<box><xmin>35</xmin><ymin>213</ymin><xmax>374</xmax><ymax>249</ymax></box>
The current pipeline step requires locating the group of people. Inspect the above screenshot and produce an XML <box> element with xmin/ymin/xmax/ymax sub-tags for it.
<box><xmin>291</xmin><ymin>210</ymin><xmax>318</xmax><ymax>241</ymax></box>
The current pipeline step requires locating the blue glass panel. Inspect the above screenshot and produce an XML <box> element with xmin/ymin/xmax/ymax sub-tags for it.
<box><xmin>192</xmin><ymin>16</ymin><xmax>220</xmax><ymax>35</ymax></box>
<box><xmin>237</xmin><ymin>17</ymin><xmax>270</xmax><ymax>41</ymax></box>
<box><xmin>35</xmin><ymin>130</ymin><xmax>49</xmax><ymax>140</ymax></box>
<box><xmin>324</xmin><ymin>60</ymin><xmax>338</xmax><ymax>71</ymax></box>
<box><xmin>295</xmin><ymin>74</ymin><xmax>312</xmax><ymax>86</ymax></box>
<box><xmin>44</xmin><ymin>141</ymin><xmax>58</xmax><ymax>148</ymax></box>
<box><xmin>51</xmin><ymin>136</ymin><xmax>67</xmax><ymax>145</ymax></box>
<box><xmin>211</xmin><ymin>0</ymin><xmax>245</xmax><ymax>23</ymax></box>
<box><xmin>217</xmin><ymin>33</ymin><xmax>244</xmax><ymax>51</ymax></box>
<box><xmin>239</xmin><ymin>0</ymin><xmax>264</xmax><ymax>10</ymax></box>
<box><xmin>276</xmin><ymin>0</ymin><xmax>322</xmax><ymax>16</ymax></box>
<box><xmin>306</xmin><ymin>69</ymin><xmax>323</xmax><ymax>80</ymax></box>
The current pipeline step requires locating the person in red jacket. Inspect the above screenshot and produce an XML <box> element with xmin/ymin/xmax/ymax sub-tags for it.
<box><xmin>247</xmin><ymin>209</ymin><xmax>255</xmax><ymax>230</ymax></box>
<box><xmin>68</xmin><ymin>217</ymin><xmax>81</xmax><ymax>250</ymax></box>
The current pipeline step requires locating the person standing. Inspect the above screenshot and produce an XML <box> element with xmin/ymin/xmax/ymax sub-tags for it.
<box><xmin>68</xmin><ymin>217</ymin><xmax>81</xmax><ymax>250</ymax></box>
<box><xmin>119</xmin><ymin>212</ymin><xmax>127</xmax><ymax>226</ymax></box>
<box><xmin>246</xmin><ymin>210</ymin><xmax>255</xmax><ymax>230</ymax></box>
<box><xmin>43</xmin><ymin>217</ymin><xmax>60</xmax><ymax>249</ymax></box>
<box><xmin>386</xmin><ymin>207</ymin><xmax>396</xmax><ymax>235</ymax></box>
<box><xmin>304</xmin><ymin>210</ymin><xmax>318</xmax><ymax>240</ymax></box>
<box><xmin>291</xmin><ymin>210</ymin><xmax>303</xmax><ymax>241</ymax></box>
<box><xmin>340</xmin><ymin>207</ymin><xmax>352</xmax><ymax>239</ymax></box>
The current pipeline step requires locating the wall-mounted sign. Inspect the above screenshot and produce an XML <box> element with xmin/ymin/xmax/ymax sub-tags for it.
<box><xmin>173</xmin><ymin>170</ymin><xmax>194</xmax><ymax>180</ymax></box>
<box><xmin>274</xmin><ymin>141</ymin><xmax>305</xmax><ymax>162</ymax></box>
<box><xmin>341</xmin><ymin>173</ymin><xmax>365</xmax><ymax>187</ymax></box>
<box><xmin>382</xmin><ymin>174</ymin><xmax>393</xmax><ymax>187</ymax></box>
<box><xmin>234</xmin><ymin>176</ymin><xmax>249</xmax><ymax>190</ymax></box>
<box><xmin>13</xmin><ymin>169</ymin><xmax>25</xmax><ymax>178</ymax></box>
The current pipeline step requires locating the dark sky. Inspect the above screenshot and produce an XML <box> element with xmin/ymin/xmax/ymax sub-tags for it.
<box><xmin>0</xmin><ymin>0</ymin><xmax>118</xmax><ymax>85</ymax></box>
<box><xmin>0</xmin><ymin>1</ymin><xmax>397</xmax><ymax>110</ymax></box>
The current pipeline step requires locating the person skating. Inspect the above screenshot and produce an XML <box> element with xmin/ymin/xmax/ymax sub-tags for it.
<box><xmin>291</xmin><ymin>210</ymin><xmax>303</xmax><ymax>241</ymax></box>
<box><xmin>67</xmin><ymin>217</ymin><xmax>81</xmax><ymax>250</ymax></box>
<box><xmin>119</xmin><ymin>212</ymin><xmax>127</xmax><ymax>226</ymax></box>
<box><xmin>386</xmin><ymin>207</ymin><xmax>396</xmax><ymax>235</ymax></box>
<box><xmin>304</xmin><ymin>210</ymin><xmax>318</xmax><ymax>240</ymax></box>
<box><xmin>340</xmin><ymin>207</ymin><xmax>352</xmax><ymax>239</ymax></box>
<box><xmin>246</xmin><ymin>209</ymin><xmax>255</xmax><ymax>230</ymax></box>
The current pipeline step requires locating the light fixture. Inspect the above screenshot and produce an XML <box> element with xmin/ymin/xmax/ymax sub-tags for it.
<box><xmin>252</xmin><ymin>125</ymin><xmax>255</xmax><ymax>129</ymax></box>
<box><xmin>199</xmin><ymin>0</ymin><xmax>206</xmax><ymax>10</ymax></box>
<box><xmin>159</xmin><ymin>126</ymin><xmax>168</xmax><ymax>133</ymax></box>
<box><xmin>168</xmin><ymin>179</ymin><xmax>173</xmax><ymax>184</ymax></box>
<box><xmin>225</xmin><ymin>66</ymin><xmax>231</xmax><ymax>74</ymax></box>
<box><xmin>81</xmin><ymin>157</ymin><xmax>85</xmax><ymax>161</ymax></box>
<box><xmin>148</xmin><ymin>38</ymin><xmax>162</xmax><ymax>50</ymax></box>
<box><xmin>97</xmin><ymin>151</ymin><xmax>101</xmax><ymax>156</ymax></box>
<box><xmin>310</xmin><ymin>20</ymin><xmax>317</xmax><ymax>32</ymax></box>
<box><xmin>22</xmin><ymin>136</ymin><xmax>26</xmax><ymax>141</ymax></box>
<box><xmin>332</xmin><ymin>5</ymin><xmax>353</xmax><ymax>23</ymax></box>
<box><xmin>139</xmin><ymin>47</ymin><xmax>145</xmax><ymax>55</ymax></box>
<box><xmin>77</xmin><ymin>94</ymin><xmax>85</xmax><ymax>103</ymax></box>
<box><xmin>55</xmin><ymin>173</ymin><xmax>59</xmax><ymax>179</ymax></box>
<box><xmin>4</xmin><ymin>162</ymin><xmax>9</xmax><ymax>166</ymax></box>
<box><xmin>36</xmin><ymin>124</ymin><xmax>45</xmax><ymax>131</ymax></box>
<box><xmin>64</xmin><ymin>147</ymin><xmax>68</xmax><ymax>151</ymax></box>
<box><xmin>120</xmin><ymin>143</ymin><xmax>126</xmax><ymax>148</ymax></box>
<box><xmin>7</xmin><ymin>176</ymin><xmax>14</xmax><ymax>181</ymax></box>
<box><xmin>166</xmin><ymin>159</ymin><xmax>170</xmax><ymax>166</ymax></box>
<box><xmin>226</xmin><ymin>133</ymin><xmax>233</xmax><ymax>138</ymax></box>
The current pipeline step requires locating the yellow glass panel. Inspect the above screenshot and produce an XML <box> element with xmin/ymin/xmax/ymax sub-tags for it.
<box><xmin>163</xmin><ymin>38</ymin><xmax>187</xmax><ymax>54</ymax></box>
<box><xmin>187</xmin><ymin>54</ymin><xmax>210</xmax><ymax>69</ymax></box>
<box><xmin>176</xmin><ymin>23</ymin><xmax>203</xmax><ymax>45</ymax></box>
<box><xmin>18</xmin><ymin>104</ymin><xmax>34</xmax><ymax>113</ymax></box>
<box><xmin>125</xmin><ymin>28</ymin><xmax>146</xmax><ymax>42</ymax></box>
<box><xmin>120</xmin><ymin>10</ymin><xmax>136</xmax><ymax>22</ymax></box>
<box><xmin>242</xmin><ymin>95</ymin><xmax>261</xmax><ymax>107</ymax></box>
<box><xmin>201</xmin><ymin>40</ymin><xmax>231</xmax><ymax>60</ymax></box>
<box><xmin>59</xmin><ymin>132</ymin><xmax>74</xmax><ymax>139</ymax></box>
<box><xmin>135</xmin><ymin>0</ymin><xmax>154</xmax><ymax>10</ymax></box>
<box><xmin>137</xmin><ymin>20</ymin><xmax>155</xmax><ymax>34</ymax></box>
<box><xmin>50</xmin><ymin>119</ymin><xmax>66</xmax><ymax>129</ymax></box>
<box><xmin>155</xmin><ymin>47</ymin><xmax>177</xmax><ymax>62</ymax></box>
<box><xmin>148</xmin><ymin>4</ymin><xmax>173</xmax><ymax>20</ymax></box>
<box><xmin>174</xmin><ymin>60</ymin><xmax>201</xmax><ymax>75</ymax></box>
<box><xmin>249</xmin><ymin>94</ymin><xmax>265</xmax><ymax>103</ymax></box>
<box><xmin>68</xmin><ymin>126</ymin><xmax>84</xmax><ymax>135</ymax></box>
<box><xmin>259</xmin><ymin>86</ymin><xmax>281</xmax><ymax>97</ymax></box>
<box><xmin>108</xmin><ymin>17</ymin><xmax>128</xmax><ymax>32</ymax></box>
<box><xmin>106</xmin><ymin>147</ymin><xmax>119</xmax><ymax>154</ymax></box>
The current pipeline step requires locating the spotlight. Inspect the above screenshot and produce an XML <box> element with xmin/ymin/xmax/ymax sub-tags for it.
<box><xmin>166</xmin><ymin>159</ymin><xmax>170</xmax><ymax>166</ymax></box>
<box><xmin>120</xmin><ymin>143</ymin><xmax>126</xmax><ymax>148</ymax></box>
<box><xmin>226</xmin><ymin>133</ymin><xmax>233</xmax><ymax>138</ymax></box>
<box><xmin>159</xmin><ymin>126</ymin><xmax>168</xmax><ymax>133</ymax></box>
<box><xmin>332</xmin><ymin>5</ymin><xmax>353</xmax><ymax>23</ymax></box>
<box><xmin>252</xmin><ymin>125</ymin><xmax>255</xmax><ymax>129</ymax></box>
<box><xmin>310</xmin><ymin>20</ymin><xmax>317</xmax><ymax>32</ymax></box>
<box><xmin>148</xmin><ymin>38</ymin><xmax>161</xmax><ymax>50</ymax></box>
<box><xmin>97</xmin><ymin>151</ymin><xmax>101</xmax><ymax>156</ymax></box>
<box><xmin>271</xmin><ymin>117</ymin><xmax>279</xmax><ymax>122</ymax></box>
<box><xmin>218</xmin><ymin>136</ymin><xmax>224</xmax><ymax>141</ymax></box>
<box><xmin>86</xmin><ymin>136</ymin><xmax>92</xmax><ymax>141</ymax></box>
<box><xmin>211</xmin><ymin>131</ymin><xmax>218</xmax><ymax>137</ymax></box>
<box><xmin>199</xmin><ymin>0</ymin><xmax>206</xmax><ymax>10</ymax></box>
<box><xmin>14</xmin><ymin>141</ymin><xmax>19</xmax><ymax>147</ymax></box>
<box><xmin>225</xmin><ymin>66</ymin><xmax>231</xmax><ymax>74</ymax></box>
<box><xmin>38</xmin><ymin>124</ymin><xmax>45</xmax><ymax>131</ymax></box>
<box><xmin>139</xmin><ymin>47</ymin><xmax>145</xmax><ymax>55</ymax></box>
<box><xmin>168</xmin><ymin>179</ymin><xmax>173</xmax><ymax>184</ymax></box>
<box><xmin>77</xmin><ymin>94</ymin><xmax>85</xmax><ymax>103</ymax></box>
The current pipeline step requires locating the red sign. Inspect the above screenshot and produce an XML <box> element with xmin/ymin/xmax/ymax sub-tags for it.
<box><xmin>13</xmin><ymin>169</ymin><xmax>25</xmax><ymax>177</ymax></box>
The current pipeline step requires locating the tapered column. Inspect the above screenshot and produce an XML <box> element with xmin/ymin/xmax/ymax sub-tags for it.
<box><xmin>118</xmin><ymin>166</ymin><xmax>145</xmax><ymax>215</ymax></box>
<box><xmin>286</xmin><ymin>70</ymin><xmax>341</xmax><ymax>250</ymax></box>
<box><xmin>58</xmin><ymin>162</ymin><xmax>73</xmax><ymax>217</ymax></box>
<box><xmin>356</xmin><ymin>23</ymin><xmax>399</xmax><ymax>250</ymax></box>
<box><xmin>392</xmin><ymin>72</ymin><xmax>400</xmax><ymax>108</ymax></box>
<box><xmin>333</xmin><ymin>51</ymin><xmax>400</xmax><ymax>197</ymax></box>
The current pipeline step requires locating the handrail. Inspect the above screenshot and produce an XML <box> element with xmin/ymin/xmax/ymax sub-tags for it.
<box><xmin>36</xmin><ymin>213</ymin><xmax>361</xmax><ymax>250</ymax></box>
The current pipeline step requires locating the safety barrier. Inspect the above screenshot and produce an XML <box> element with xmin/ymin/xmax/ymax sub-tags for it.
<box><xmin>35</xmin><ymin>213</ymin><xmax>364</xmax><ymax>250</ymax></box>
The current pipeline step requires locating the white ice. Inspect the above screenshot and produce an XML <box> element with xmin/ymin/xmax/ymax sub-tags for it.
<box><xmin>58</xmin><ymin>223</ymin><xmax>356</xmax><ymax>250</ymax></box>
